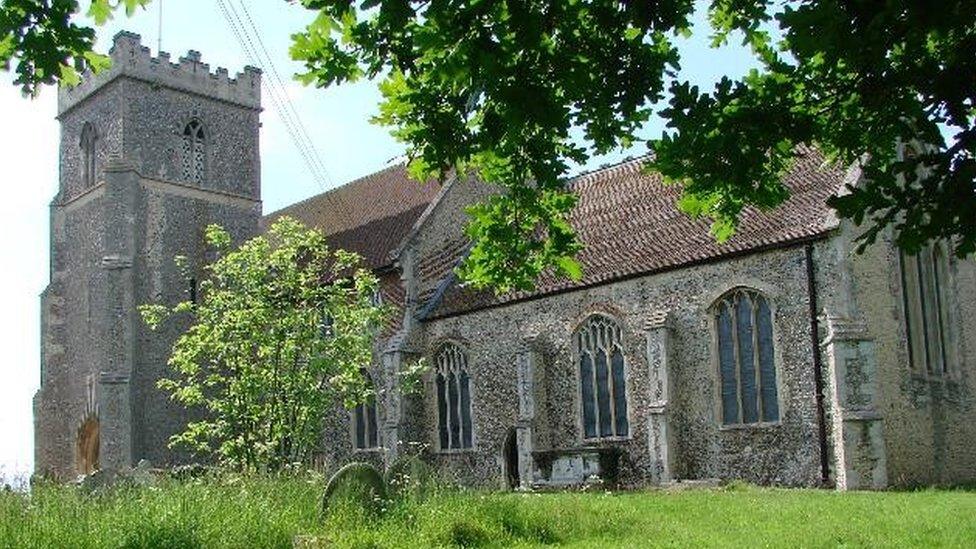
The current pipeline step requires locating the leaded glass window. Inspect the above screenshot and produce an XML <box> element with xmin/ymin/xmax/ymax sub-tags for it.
<box><xmin>900</xmin><ymin>244</ymin><xmax>954</xmax><ymax>375</ymax></box>
<box><xmin>182</xmin><ymin>119</ymin><xmax>206</xmax><ymax>183</ymax></box>
<box><xmin>576</xmin><ymin>315</ymin><xmax>629</xmax><ymax>440</ymax></box>
<box><xmin>80</xmin><ymin>122</ymin><xmax>96</xmax><ymax>188</ymax></box>
<box><xmin>353</xmin><ymin>369</ymin><xmax>379</xmax><ymax>449</ymax></box>
<box><xmin>435</xmin><ymin>343</ymin><xmax>473</xmax><ymax>450</ymax></box>
<box><xmin>713</xmin><ymin>288</ymin><xmax>779</xmax><ymax>426</ymax></box>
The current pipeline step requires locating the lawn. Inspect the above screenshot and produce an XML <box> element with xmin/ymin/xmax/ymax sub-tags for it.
<box><xmin>1</xmin><ymin>475</ymin><xmax>974</xmax><ymax>548</ymax></box>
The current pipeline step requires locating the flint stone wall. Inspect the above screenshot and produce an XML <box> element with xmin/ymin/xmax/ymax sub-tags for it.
<box><xmin>414</xmin><ymin>241</ymin><xmax>833</xmax><ymax>487</ymax></box>
<box><xmin>35</xmin><ymin>31</ymin><xmax>262</xmax><ymax>477</ymax></box>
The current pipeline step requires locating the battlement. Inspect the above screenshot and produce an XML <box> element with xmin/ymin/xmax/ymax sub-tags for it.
<box><xmin>58</xmin><ymin>31</ymin><xmax>262</xmax><ymax>114</ymax></box>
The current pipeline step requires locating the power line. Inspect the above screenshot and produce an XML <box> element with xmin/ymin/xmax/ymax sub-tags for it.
<box><xmin>214</xmin><ymin>0</ymin><xmax>328</xmax><ymax>193</ymax></box>
<box><xmin>216</xmin><ymin>0</ymin><xmax>319</xmax><ymax>184</ymax></box>
<box><xmin>224</xmin><ymin>0</ymin><xmax>328</xmax><ymax>186</ymax></box>
<box><xmin>217</xmin><ymin>0</ymin><xmax>361</xmax><ymax>231</ymax></box>
<box><xmin>234</xmin><ymin>0</ymin><xmax>335</xmax><ymax>188</ymax></box>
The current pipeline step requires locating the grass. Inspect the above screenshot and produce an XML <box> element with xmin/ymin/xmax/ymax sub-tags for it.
<box><xmin>2</xmin><ymin>474</ymin><xmax>975</xmax><ymax>548</ymax></box>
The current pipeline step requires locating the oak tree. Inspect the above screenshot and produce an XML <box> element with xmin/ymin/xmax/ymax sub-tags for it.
<box><xmin>5</xmin><ymin>1</ymin><xmax>973</xmax><ymax>292</ymax></box>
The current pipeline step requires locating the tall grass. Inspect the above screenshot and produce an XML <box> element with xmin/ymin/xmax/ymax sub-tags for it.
<box><xmin>2</xmin><ymin>474</ymin><xmax>975</xmax><ymax>548</ymax></box>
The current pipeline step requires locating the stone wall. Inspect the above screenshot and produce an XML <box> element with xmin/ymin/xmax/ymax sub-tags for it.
<box><xmin>35</xmin><ymin>31</ymin><xmax>262</xmax><ymax>477</ymax></box>
<box><xmin>414</xmin><ymin>242</ymin><xmax>831</xmax><ymax>488</ymax></box>
<box><xmin>848</xmin><ymin>228</ymin><xmax>976</xmax><ymax>486</ymax></box>
<box><xmin>409</xmin><ymin>176</ymin><xmax>495</xmax><ymax>304</ymax></box>
<box><xmin>122</xmin><ymin>79</ymin><xmax>260</xmax><ymax>197</ymax></box>
<box><xmin>132</xmin><ymin>179</ymin><xmax>260</xmax><ymax>466</ymax></box>
<box><xmin>58</xmin><ymin>80</ymin><xmax>123</xmax><ymax>201</ymax></box>
<box><xmin>34</xmin><ymin>190</ymin><xmax>107</xmax><ymax>477</ymax></box>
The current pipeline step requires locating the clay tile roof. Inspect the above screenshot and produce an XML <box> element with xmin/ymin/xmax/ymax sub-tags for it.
<box><xmin>425</xmin><ymin>145</ymin><xmax>850</xmax><ymax>319</ymax></box>
<box><xmin>264</xmin><ymin>163</ymin><xmax>442</xmax><ymax>270</ymax></box>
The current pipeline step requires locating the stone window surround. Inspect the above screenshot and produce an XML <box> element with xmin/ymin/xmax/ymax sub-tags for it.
<box><xmin>79</xmin><ymin>121</ymin><xmax>97</xmax><ymax>189</ymax></box>
<box><xmin>706</xmin><ymin>282</ymin><xmax>786</xmax><ymax>431</ymax></box>
<box><xmin>180</xmin><ymin>117</ymin><xmax>207</xmax><ymax>184</ymax></box>
<box><xmin>569</xmin><ymin>307</ymin><xmax>633</xmax><ymax>440</ymax></box>
<box><xmin>429</xmin><ymin>338</ymin><xmax>478</xmax><ymax>454</ymax></box>
<box><xmin>570</xmin><ymin>306</ymin><xmax>634</xmax><ymax>445</ymax></box>
<box><xmin>894</xmin><ymin>140</ymin><xmax>961</xmax><ymax>383</ymax></box>
<box><xmin>898</xmin><ymin>242</ymin><xmax>961</xmax><ymax>383</ymax></box>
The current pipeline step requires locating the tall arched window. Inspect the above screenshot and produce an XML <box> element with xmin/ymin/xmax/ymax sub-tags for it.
<box><xmin>353</xmin><ymin>369</ymin><xmax>379</xmax><ymax>449</ymax></box>
<box><xmin>182</xmin><ymin>119</ymin><xmax>205</xmax><ymax>183</ymax></box>
<box><xmin>900</xmin><ymin>243</ymin><xmax>953</xmax><ymax>375</ymax></box>
<box><xmin>434</xmin><ymin>343</ymin><xmax>473</xmax><ymax>450</ymax></box>
<box><xmin>713</xmin><ymin>288</ymin><xmax>779</xmax><ymax>426</ymax></box>
<box><xmin>576</xmin><ymin>314</ymin><xmax>629</xmax><ymax>440</ymax></box>
<box><xmin>79</xmin><ymin>122</ymin><xmax>96</xmax><ymax>188</ymax></box>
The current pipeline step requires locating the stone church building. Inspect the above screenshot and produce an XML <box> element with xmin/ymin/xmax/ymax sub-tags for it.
<box><xmin>35</xmin><ymin>33</ymin><xmax>976</xmax><ymax>490</ymax></box>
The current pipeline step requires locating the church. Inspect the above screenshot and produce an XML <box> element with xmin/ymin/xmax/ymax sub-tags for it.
<box><xmin>34</xmin><ymin>33</ymin><xmax>976</xmax><ymax>490</ymax></box>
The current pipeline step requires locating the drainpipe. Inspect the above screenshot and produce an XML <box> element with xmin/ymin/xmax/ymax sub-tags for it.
<box><xmin>805</xmin><ymin>243</ymin><xmax>830</xmax><ymax>485</ymax></box>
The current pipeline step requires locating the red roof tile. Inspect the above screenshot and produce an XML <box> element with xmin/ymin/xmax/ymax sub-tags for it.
<box><xmin>424</xmin><ymin>145</ymin><xmax>849</xmax><ymax>318</ymax></box>
<box><xmin>264</xmin><ymin>163</ymin><xmax>442</xmax><ymax>270</ymax></box>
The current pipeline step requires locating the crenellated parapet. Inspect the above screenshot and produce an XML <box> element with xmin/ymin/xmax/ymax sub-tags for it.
<box><xmin>58</xmin><ymin>31</ymin><xmax>262</xmax><ymax>115</ymax></box>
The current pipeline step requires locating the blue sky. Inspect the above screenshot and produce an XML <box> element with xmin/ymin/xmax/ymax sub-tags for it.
<box><xmin>0</xmin><ymin>0</ymin><xmax>758</xmax><ymax>483</ymax></box>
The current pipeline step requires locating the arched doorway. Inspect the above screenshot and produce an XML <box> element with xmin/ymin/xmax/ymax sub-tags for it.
<box><xmin>76</xmin><ymin>415</ymin><xmax>99</xmax><ymax>475</ymax></box>
<box><xmin>503</xmin><ymin>427</ymin><xmax>519</xmax><ymax>489</ymax></box>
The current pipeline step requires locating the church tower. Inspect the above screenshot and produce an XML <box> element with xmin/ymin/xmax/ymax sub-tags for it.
<box><xmin>34</xmin><ymin>32</ymin><xmax>262</xmax><ymax>477</ymax></box>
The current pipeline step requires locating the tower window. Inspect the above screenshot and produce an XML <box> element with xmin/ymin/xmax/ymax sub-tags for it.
<box><xmin>189</xmin><ymin>276</ymin><xmax>198</xmax><ymax>304</ymax></box>
<box><xmin>182</xmin><ymin>120</ymin><xmax>206</xmax><ymax>183</ymax></box>
<box><xmin>80</xmin><ymin>122</ymin><xmax>97</xmax><ymax>188</ymax></box>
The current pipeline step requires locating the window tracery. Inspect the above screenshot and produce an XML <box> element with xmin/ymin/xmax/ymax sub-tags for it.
<box><xmin>182</xmin><ymin>119</ymin><xmax>206</xmax><ymax>183</ymax></box>
<box><xmin>900</xmin><ymin>243</ymin><xmax>954</xmax><ymax>375</ymax></box>
<box><xmin>713</xmin><ymin>288</ymin><xmax>779</xmax><ymax>426</ymax></box>
<box><xmin>576</xmin><ymin>314</ymin><xmax>629</xmax><ymax>439</ymax></box>
<box><xmin>434</xmin><ymin>343</ymin><xmax>473</xmax><ymax>450</ymax></box>
<box><xmin>353</xmin><ymin>370</ymin><xmax>379</xmax><ymax>449</ymax></box>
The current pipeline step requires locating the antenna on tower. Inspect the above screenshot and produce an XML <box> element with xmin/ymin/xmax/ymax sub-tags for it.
<box><xmin>157</xmin><ymin>0</ymin><xmax>163</xmax><ymax>53</ymax></box>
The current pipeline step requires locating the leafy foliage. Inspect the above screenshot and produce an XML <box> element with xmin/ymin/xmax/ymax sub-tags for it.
<box><xmin>655</xmin><ymin>1</ymin><xmax>976</xmax><ymax>257</ymax></box>
<box><xmin>291</xmin><ymin>0</ymin><xmax>691</xmax><ymax>291</ymax></box>
<box><xmin>0</xmin><ymin>0</ymin><xmax>147</xmax><ymax>95</ymax></box>
<box><xmin>140</xmin><ymin>217</ymin><xmax>387</xmax><ymax>471</ymax></box>
<box><xmin>4</xmin><ymin>1</ymin><xmax>974</xmax><ymax>290</ymax></box>
<box><xmin>290</xmin><ymin>0</ymin><xmax>976</xmax><ymax>291</ymax></box>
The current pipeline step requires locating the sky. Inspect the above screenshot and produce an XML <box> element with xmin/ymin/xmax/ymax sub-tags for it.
<box><xmin>0</xmin><ymin>0</ymin><xmax>758</xmax><ymax>484</ymax></box>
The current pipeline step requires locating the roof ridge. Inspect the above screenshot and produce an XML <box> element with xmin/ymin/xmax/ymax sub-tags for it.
<box><xmin>566</xmin><ymin>153</ymin><xmax>652</xmax><ymax>188</ymax></box>
<box><xmin>421</xmin><ymin>146</ymin><xmax>850</xmax><ymax>319</ymax></box>
<box><xmin>272</xmin><ymin>154</ymin><xmax>649</xmax><ymax>220</ymax></box>
<box><xmin>265</xmin><ymin>161</ymin><xmax>408</xmax><ymax>218</ymax></box>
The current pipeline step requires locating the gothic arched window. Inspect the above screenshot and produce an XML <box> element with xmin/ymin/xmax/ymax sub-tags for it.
<box><xmin>353</xmin><ymin>369</ymin><xmax>379</xmax><ymax>449</ymax></box>
<box><xmin>713</xmin><ymin>288</ymin><xmax>779</xmax><ymax>426</ymax></box>
<box><xmin>576</xmin><ymin>314</ymin><xmax>629</xmax><ymax>440</ymax></box>
<box><xmin>79</xmin><ymin>122</ymin><xmax>96</xmax><ymax>188</ymax></box>
<box><xmin>900</xmin><ymin>243</ymin><xmax>954</xmax><ymax>375</ymax></box>
<box><xmin>182</xmin><ymin>119</ymin><xmax>206</xmax><ymax>183</ymax></box>
<box><xmin>434</xmin><ymin>343</ymin><xmax>473</xmax><ymax>450</ymax></box>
